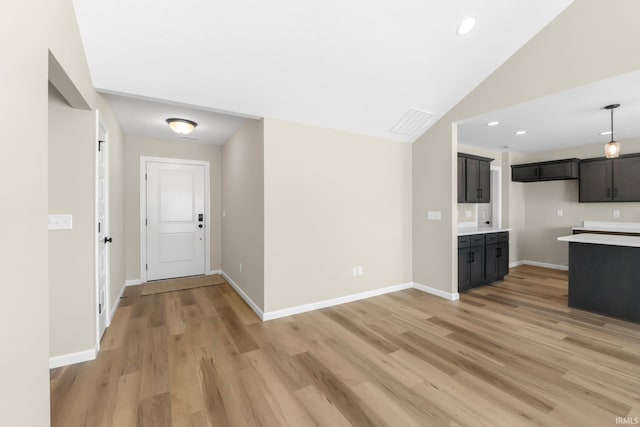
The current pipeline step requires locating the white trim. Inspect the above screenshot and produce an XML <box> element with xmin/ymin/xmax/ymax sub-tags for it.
<box><xmin>221</xmin><ymin>271</ymin><xmax>265</xmax><ymax>320</ymax></box>
<box><xmin>263</xmin><ymin>283</ymin><xmax>413</xmax><ymax>321</ymax></box>
<box><xmin>95</xmin><ymin>112</ymin><xmax>111</xmax><ymax>336</ymax></box>
<box><xmin>109</xmin><ymin>282</ymin><xmax>128</xmax><ymax>323</ymax></box>
<box><xmin>510</xmin><ymin>260</ymin><xmax>568</xmax><ymax>271</ymax></box>
<box><xmin>125</xmin><ymin>278</ymin><xmax>144</xmax><ymax>286</ymax></box>
<box><xmin>412</xmin><ymin>282</ymin><xmax>460</xmax><ymax>301</ymax></box>
<box><xmin>49</xmin><ymin>342</ymin><xmax>98</xmax><ymax>369</ymax></box>
<box><xmin>207</xmin><ymin>269</ymin><xmax>222</xmax><ymax>276</ymax></box>
<box><xmin>140</xmin><ymin>156</ymin><xmax>211</xmax><ymax>282</ymax></box>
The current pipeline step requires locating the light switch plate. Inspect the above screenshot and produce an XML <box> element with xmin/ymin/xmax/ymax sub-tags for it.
<box><xmin>557</xmin><ymin>209</ymin><xmax>563</xmax><ymax>217</ymax></box>
<box><xmin>48</xmin><ymin>214</ymin><xmax>72</xmax><ymax>230</ymax></box>
<box><xmin>613</xmin><ymin>209</ymin><xmax>621</xmax><ymax>218</ymax></box>
<box><xmin>427</xmin><ymin>211</ymin><xmax>441</xmax><ymax>220</ymax></box>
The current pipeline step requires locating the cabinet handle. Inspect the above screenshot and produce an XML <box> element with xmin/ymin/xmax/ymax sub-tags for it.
<box><xmin>478</xmin><ymin>189</ymin><xmax>482</xmax><ymax>198</ymax></box>
<box><xmin>471</xmin><ymin>252</ymin><xmax>475</xmax><ymax>263</ymax></box>
<box><xmin>606</xmin><ymin>188</ymin><xmax>611</xmax><ymax>198</ymax></box>
<box><xmin>497</xmin><ymin>247</ymin><xmax>501</xmax><ymax>257</ymax></box>
<box><xmin>613</xmin><ymin>188</ymin><xmax>618</xmax><ymax>199</ymax></box>
<box><xmin>467</xmin><ymin>252</ymin><xmax>471</xmax><ymax>264</ymax></box>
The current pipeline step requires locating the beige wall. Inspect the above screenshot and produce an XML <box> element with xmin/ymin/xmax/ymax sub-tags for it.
<box><xmin>263</xmin><ymin>119</ymin><xmax>412</xmax><ymax>312</ymax></box>
<box><xmin>48</xmin><ymin>84</ymin><xmax>96</xmax><ymax>357</ymax></box>
<box><xmin>0</xmin><ymin>0</ymin><xmax>100</xmax><ymax>423</ymax></box>
<box><xmin>124</xmin><ymin>135</ymin><xmax>222</xmax><ymax>280</ymax></box>
<box><xmin>516</xmin><ymin>138</ymin><xmax>640</xmax><ymax>267</ymax></box>
<box><xmin>414</xmin><ymin>0</ymin><xmax>640</xmax><ymax>293</ymax></box>
<box><xmin>221</xmin><ymin>120</ymin><xmax>265</xmax><ymax>309</ymax></box>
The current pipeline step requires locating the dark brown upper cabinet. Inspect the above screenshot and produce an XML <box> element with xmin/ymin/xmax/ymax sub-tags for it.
<box><xmin>579</xmin><ymin>154</ymin><xmax>640</xmax><ymax>202</ymax></box>
<box><xmin>458</xmin><ymin>153</ymin><xmax>492</xmax><ymax>203</ymax></box>
<box><xmin>511</xmin><ymin>158</ymin><xmax>580</xmax><ymax>182</ymax></box>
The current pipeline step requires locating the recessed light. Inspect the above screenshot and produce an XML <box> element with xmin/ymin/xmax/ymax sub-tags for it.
<box><xmin>486</xmin><ymin>121</ymin><xmax>500</xmax><ymax>126</ymax></box>
<box><xmin>600</xmin><ymin>131</ymin><xmax>612</xmax><ymax>136</ymax></box>
<box><xmin>515</xmin><ymin>130</ymin><xmax>527</xmax><ymax>135</ymax></box>
<box><xmin>457</xmin><ymin>17</ymin><xmax>476</xmax><ymax>36</ymax></box>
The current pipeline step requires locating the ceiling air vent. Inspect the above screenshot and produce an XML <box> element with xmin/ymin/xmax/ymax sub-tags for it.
<box><xmin>390</xmin><ymin>108</ymin><xmax>434</xmax><ymax>136</ymax></box>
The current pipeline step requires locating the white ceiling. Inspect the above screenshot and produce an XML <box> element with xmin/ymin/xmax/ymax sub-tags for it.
<box><xmin>457</xmin><ymin>68</ymin><xmax>640</xmax><ymax>153</ymax></box>
<box><xmin>72</xmin><ymin>0</ymin><xmax>572</xmax><ymax>143</ymax></box>
<box><xmin>103</xmin><ymin>92</ymin><xmax>251</xmax><ymax>145</ymax></box>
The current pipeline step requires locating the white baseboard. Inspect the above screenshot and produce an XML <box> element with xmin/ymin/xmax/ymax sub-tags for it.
<box><xmin>220</xmin><ymin>271</ymin><xmax>265</xmax><ymax>320</ymax></box>
<box><xmin>262</xmin><ymin>282</ymin><xmax>413</xmax><ymax>321</ymax></box>
<box><xmin>412</xmin><ymin>282</ymin><xmax>460</xmax><ymax>301</ymax></box>
<box><xmin>108</xmin><ymin>282</ymin><xmax>128</xmax><ymax>325</ymax></box>
<box><xmin>49</xmin><ymin>342</ymin><xmax>98</xmax><ymax>369</ymax></box>
<box><xmin>207</xmin><ymin>269</ymin><xmax>222</xmax><ymax>275</ymax></box>
<box><xmin>125</xmin><ymin>278</ymin><xmax>143</xmax><ymax>286</ymax></box>
<box><xmin>510</xmin><ymin>260</ymin><xmax>568</xmax><ymax>271</ymax></box>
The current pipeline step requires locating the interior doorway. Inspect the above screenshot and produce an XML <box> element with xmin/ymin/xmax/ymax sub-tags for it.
<box><xmin>96</xmin><ymin>112</ymin><xmax>110</xmax><ymax>340</ymax></box>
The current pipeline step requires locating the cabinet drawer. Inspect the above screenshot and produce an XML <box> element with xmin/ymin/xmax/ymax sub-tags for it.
<box><xmin>498</xmin><ymin>232</ymin><xmax>509</xmax><ymax>243</ymax></box>
<box><xmin>470</xmin><ymin>235</ymin><xmax>485</xmax><ymax>246</ymax></box>
<box><xmin>485</xmin><ymin>233</ymin><xmax>498</xmax><ymax>244</ymax></box>
<box><xmin>458</xmin><ymin>236</ymin><xmax>470</xmax><ymax>248</ymax></box>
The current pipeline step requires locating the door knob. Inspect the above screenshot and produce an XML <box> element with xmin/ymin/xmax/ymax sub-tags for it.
<box><xmin>198</xmin><ymin>224</ymin><xmax>203</xmax><ymax>228</ymax></box>
<box><xmin>104</xmin><ymin>237</ymin><xmax>113</xmax><ymax>244</ymax></box>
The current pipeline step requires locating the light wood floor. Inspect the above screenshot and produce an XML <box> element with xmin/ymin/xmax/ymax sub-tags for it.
<box><xmin>50</xmin><ymin>266</ymin><xmax>640</xmax><ymax>426</ymax></box>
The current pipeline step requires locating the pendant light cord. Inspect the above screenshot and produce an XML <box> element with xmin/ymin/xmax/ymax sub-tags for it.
<box><xmin>611</xmin><ymin>107</ymin><xmax>614</xmax><ymax>142</ymax></box>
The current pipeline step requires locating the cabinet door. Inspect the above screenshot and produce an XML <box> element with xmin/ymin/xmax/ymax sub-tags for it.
<box><xmin>458</xmin><ymin>248</ymin><xmax>471</xmax><ymax>291</ymax></box>
<box><xmin>613</xmin><ymin>156</ymin><xmax>640</xmax><ymax>202</ymax></box>
<box><xmin>465</xmin><ymin>159</ymin><xmax>479</xmax><ymax>203</ymax></box>
<box><xmin>485</xmin><ymin>244</ymin><xmax>498</xmax><ymax>283</ymax></box>
<box><xmin>511</xmin><ymin>164</ymin><xmax>539</xmax><ymax>182</ymax></box>
<box><xmin>469</xmin><ymin>246</ymin><xmax>484</xmax><ymax>284</ymax></box>
<box><xmin>478</xmin><ymin>160</ymin><xmax>491</xmax><ymax>203</ymax></box>
<box><xmin>579</xmin><ymin>159</ymin><xmax>612</xmax><ymax>202</ymax></box>
<box><xmin>457</xmin><ymin>157</ymin><xmax>466</xmax><ymax>203</ymax></box>
<box><xmin>497</xmin><ymin>243</ymin><xmax>509</xmax><ymax>277</ymax></box>
<box><xmin>539</xmin><ymin>161</ymin><xmax>578</xmax><ymax>180</ymax></box>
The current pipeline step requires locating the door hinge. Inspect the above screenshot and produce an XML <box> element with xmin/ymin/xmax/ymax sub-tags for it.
<box><xmin>145</xmin><ymin>264</ymin><xmax>148</xmax><ymax>271</ymax></box>
<box><xmin>98</xmin><ymin>222</ymin><xmax>101</xmax><ymax>233</ymax></box>
<box><xmin>99</xmin><ymin>303</ymin><xmax>102</xmax><ymax>314</ymax></box>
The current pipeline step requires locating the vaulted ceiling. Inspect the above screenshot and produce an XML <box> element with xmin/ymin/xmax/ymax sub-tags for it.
<box><xmin>73</xmin><ymin>0</ymin><xmax>572</xmax><ymax>144</ymax></box>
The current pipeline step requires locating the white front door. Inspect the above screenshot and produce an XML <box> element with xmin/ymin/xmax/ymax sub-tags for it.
<box><xmin>97</xmin><ymin>115</ymin><xmax>109</xmax><ymax>339</ymax></box>
<box><xmin>146</xmin><ymin>161</ymin><xmax>206</xmax><ymax>281</ymax></box>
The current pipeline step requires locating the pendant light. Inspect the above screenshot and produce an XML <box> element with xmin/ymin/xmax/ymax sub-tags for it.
<box><xmin>166</xmin><ymin>118</ymin><xmax>198</xmax><ymax>135</ymax></box>
<box><xmin>603</xmin><ymin>104</ymin><xmax>621</xmax><ymax>158</ymax></box>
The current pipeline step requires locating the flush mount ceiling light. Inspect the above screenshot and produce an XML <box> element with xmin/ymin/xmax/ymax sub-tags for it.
<box><xmin>515</xmin><ymin>130</ymin><xmax>527</xmax><ymax>135</ymax></box>
<box><xmin>603</xmin><ymin>104</ymin><xmax>621</xmax><ymax>158</ymax></box>
<box><xmin>456</xmin><ymin>17</ymin><xmax>476</xmax><ymax>36</ymax></box>
<box><xmin>486</xmin><ymin>121</ymin><xmax>500</xmax><ymax>126</ymax></box>
<box><xmin>166</xmin><ymin>118</ymin><xmax>198</xmax><ymax>135</ymax></box>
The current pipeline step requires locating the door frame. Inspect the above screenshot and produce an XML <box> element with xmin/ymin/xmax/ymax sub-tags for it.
<box><xmin>139</xmin><ymin>156</ymin><xmax>211</xmax><ymax>283</ymax></box>
<box><xmin>95</xmin><ymin>110</ymin><xmax>110</xmax><ymax>350</ymax></box>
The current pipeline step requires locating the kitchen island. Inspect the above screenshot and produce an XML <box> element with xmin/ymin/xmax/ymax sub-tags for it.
<box><xmin>557</xmin><ymin>233</ymin><xmax>640</xmax><ymax>323</ymax></box>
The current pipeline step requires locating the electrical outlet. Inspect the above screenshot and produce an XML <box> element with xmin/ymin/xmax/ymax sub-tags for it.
<box><xmin>352</xmin><ymin>267</ymin><xmax>358</xmax><ymax>277</ymax></box>
<box><xmin>465</xmin><ymin>210</ymin><xmax>472</xmax><ymax>218</ymax></box>
<box><xmin>357</xmin><ymin>265</ymin><xmax>364</xmax><ymax>276</ymax></box>
<box><xmin>613</xmin><ymin>209</ymin><xmax>621</xmax><ymax>218</ymax></box>
<box><xmin>222</xmin><ymin>210</ymin><xmax>226</xmax><ymax>218</ymax></box>
<box><xmin>556</xmin><ymin>209</ymin><xmax>563</xmax><ymax>217</ymax></box>
<box><xmin>239</xmin><ymin>263</ymin><xmax>243</xmax><ymax>272</ymax></box>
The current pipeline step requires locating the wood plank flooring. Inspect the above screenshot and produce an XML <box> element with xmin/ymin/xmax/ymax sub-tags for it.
<box><xmin>50</xmin><ymin>266</ymin><xmax>640</xmax><ymax>426</ymax></box>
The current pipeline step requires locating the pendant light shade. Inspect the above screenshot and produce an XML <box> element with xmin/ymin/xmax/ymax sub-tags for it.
<box><xmin>603</xmin><ymin>104</ymin><xmax>620</xmax><ymax>158</ymax></box>
<box><xmin>166</xmin><ymin>118</ymin><xmax>198</xmax><ymax>135</ymax></box>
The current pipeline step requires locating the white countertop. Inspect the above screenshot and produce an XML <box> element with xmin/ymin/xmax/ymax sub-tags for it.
<box><xmin>572</xmin><ymin>221</ymin><xmax>640</xmax><ymax>233</ymax></box>
<box><xmin>457</xmin><ymin>227</ymin><xmax>511</xmax><ymax>236</ymax></box>
<box><xmin>558</xmin><ymin>233</ymin><xmax>640</xmax><ymax>248</ymax></box>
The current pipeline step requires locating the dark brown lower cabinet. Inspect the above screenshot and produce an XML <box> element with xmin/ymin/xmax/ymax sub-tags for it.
<box><xmin>458</xmin><ymin>232</ymin><xmax>509</xmax><ymax>292</ymax></box>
